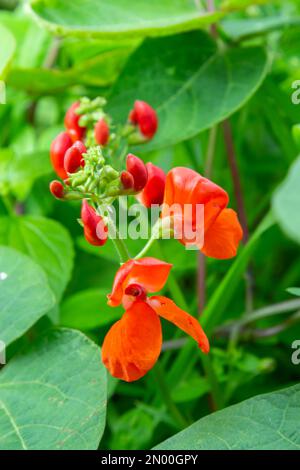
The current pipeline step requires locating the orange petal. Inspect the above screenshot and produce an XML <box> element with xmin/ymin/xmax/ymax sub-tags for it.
<box><xmin>201</xmin><ymin>208</ymin><xmax>243</xmax><ymax>259</ymax></box>
<box><xmin>102</xmin><ymin>301</ymin><xmax>162</xmax><ymax>381</ymax></box>
<box><xmin>148</xmin><ymin>296</ymin><xmax>209</xmax><ymax>354</ymax></box>
<box><xmin>107</xmin><ymin>258</ymin><xmax>172</xmax><ymax>307</ymax></box>
<box><xmin>107</xmin><ymin>259</ymin><xmax>135</xmax><ymax>307</ymax></box>
<box><xmin>162</xmin><ymin>167</ymin><xmax>229</xmax><ymax>242</ymax></box>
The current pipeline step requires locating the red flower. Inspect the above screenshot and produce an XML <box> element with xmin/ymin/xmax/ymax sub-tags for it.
<box><xmin>81</xmin><ymin>200</ymin><xmax>108</xmax><ymax>247</ymax></box>
<box><xmin>129</xmin><ymin>100</ymin><xmax>158</xmax><ymax>140</ymax></box>
<box><xmin>125</xmin><ymin>154</ymin><xmax>148</xmax><ymax>191</ymax></box>
<box><xmin>50</xmin><ymin>131</ymin><xmax>73</xmax><ymax>180</ymax></box>
<box><xmin>102</xmin><ymin>257</ymin><xmax>209</xmax><ymax>382</ymax></box>
<box><xmin>137</xmin><ymin>162</ymin><xmax>166</xmax><ymax>207</ymax></box>
<box><xmin>161</xmin><ymin>167</ymin><xmax>243</xmax><ymax>259</ymax></box>
<box><xmin>64</xmin><ymin>101</ymin><xmax>85</xmax><ymax>141</ymax></box>
<box><xmin>49</xmin><ymin>180</ymin><xmax>65</xmax><ymax>199</ymax></box>
<box><xmin>64</xmin><ymin>141</ymin><xmax>87</xmax><ymax>174</ymax></box>
<box><xmin>94</xmin><ymin>118</ymin><xmax>109</xmax><ymax>146</ymax></box>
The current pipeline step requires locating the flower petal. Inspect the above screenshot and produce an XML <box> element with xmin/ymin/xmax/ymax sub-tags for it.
<box><xmin>102</xmin><ymin>301</ymin><xmax>162</xmax><ymax>382</ymax></box>
<box><xmin>162</xmin><ymin>167</ymin><xmax>229</xmax><ymax>245</ymax></box>
<box><xmin>107</xmin><ymin>257</ymin><xmax>172</xmax><ymax>307</ymax></box>
<box><xmin>148</xmin><ymin>296</ymin><xmax>209</xmax><ymax>354</ymax></box>
<box><xmin>201</xmin><ymin>208</ymin><xmax>243</xmax><ymax>259</ymax></box>
<box><xmin>107</xmin><ymin>259</ymin><xmax>135</xmax><ymax>307</ymax></box>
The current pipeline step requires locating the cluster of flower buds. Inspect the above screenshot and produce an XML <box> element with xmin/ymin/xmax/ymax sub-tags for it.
<box><xmin>49</xmin><ymin>97</ymin><xmax>162</xmax><ymax>246</ymax></box>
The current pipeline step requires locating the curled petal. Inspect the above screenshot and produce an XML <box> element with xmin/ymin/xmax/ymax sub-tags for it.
<box><xmin>148</xmin><ymin>296</ymin><xmax>209</xmax><ymax>354</ymax></box>
<box><xmin>201</xmin><ymin>208</ymin><xmax>243</xmax><ymax>259</ymax></box>
<box><xmin>137</xmin><ymin>162</ymin><xmax>166</xmax><ymax>208</ymax></box>
<box><xmin>108</xmin><ymin>257</ymin><xmax>172</xmax><ymax>307</ymax></box>
<box><xmin>162</xmin><ymin>167</ymin><xmax>229</xmax><ymax>236</ymax></box>
<box><xmin>102</xmin><ymin>301</ymin><xmax>162</xmax><ymax>382</ymax></box>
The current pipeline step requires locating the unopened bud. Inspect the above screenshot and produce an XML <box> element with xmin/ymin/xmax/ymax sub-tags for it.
<box><xmin>129</xmin><ymin>100</ymin><xmax>158</xmax><ymax>140</ymax></box>
<box><xmin>136</xmin><ymin>162</ymin><xmax>166</xmax><ymax>207</ymax></box>
<box><xmin>49</xmin><ymin>180</ymin><xmax>65</xmax><ymax>199</ymax></box>
<box><xmin>64</xmin><ymin>141</ymin><xmax>87</xmax><ymax>174</ymax></box>
<box><xmin>64</xmin><ymin>101</ymin><xmax>86</xmax><ymax>141</ymax></box>
<box><xmin>50</xmin><ymin>131</ymin><xmax>73</xmax><ymax>180</ymax></box>
<box><xmin>120</xmin><ymin>171</ymin><xmax>134</xmax><ymax>190</ymax></box>
<box><xmin>126</xmin><ymin>154</ymin><xmax>148</xmax><ymax>192</ymax></box>
<box><xmin>94</xmin><ymin>118</ymin><xmax>110</xmax><ymax>146</ymax></box>
<box><xmin>81</xmin><ymin>199</ymin><xmax>108</xmax><ymax>246</ymax></box>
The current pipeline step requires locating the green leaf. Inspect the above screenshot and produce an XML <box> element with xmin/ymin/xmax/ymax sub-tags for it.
<box><xmin>0</xmin><ymin>148</ymin><xmax>52</xmax><ymax>200</ymax></box>
<box><xmin>60</xmin><ymin>288</ymin><xmax>122</xmax><ymax>330</ymax></box>
<box><xmin>0</xmin><ymin>328</ymin><xmax>107</xmax><ymax>450</ymax></box>
<box><xmin>155</xmin><ymin>384</ymin><xmax>300</xmax><ymax>450</ymax></box>
<box><xmin>0</xmin><ymin>23</ymin><xmax>15</xmax><ymax>77</ymax></box>
<box><xmin>273</xmin><ymin>156</ymin><xmax>300</xmax><ymax>245</ymax></box>
<box><xmin>287</xmin><ymin>287</ymin><xmax>300</xmax><ymax>297</ymax></box>
<box><xmin>0</xmin><ymin>216</ymin><xmax>74</xmax><ymax>301</ymax></box>
<box><xmin>222</xmin><ymin>16</ymin><xmax>300</xmax><ymax>42</ymax></box>
<box><xmin>0</xmin><ymin>246</ymin><xmax>55</xmax><ymax>346</ymax></box>
<box><xmin>109</xmin><ymin>31</ymin><xmax>268</xmax><ymax>150</ymax></box>
<box><xmin>29</xmin><ymin>0</ymin><xmax>223</xmax><ymax>39</ymax></box>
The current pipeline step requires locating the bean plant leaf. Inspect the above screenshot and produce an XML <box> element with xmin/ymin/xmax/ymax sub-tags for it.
<box><xmin>29</xmin><ymin>0</ymin><xmax>223</xmax><ymax>39</ymax></box>
<box><xmin>109</xmin><ymin>31</ymin><xmax>268</xmax><ymax>151</ymax></box>
<box><xmin>272</xmin><ymin>156</ymin><xmax>300</xmax><ymax>245</ymax></box>
<box><xmin>0</xmin><ymin>246</ymin><xmax>55</xmax><ymax>346</ymax></box>
<box><xmin>60</xmin><ymin>288</ymin><xmax>122</xmax><ymax>330</ymax></box>
<box><xmin>0</xmin><ymin>216</ymin><xmax>74</xmax><ymax>301</ymax></box>
<box><xmin>222</xmin><ymin>16</ymin><xmax>300</xmax><ymax>41</ymax></box>
<box><xmin>0</xmin><ymin>328</ymin><xmax>107</xmax><ymax>450</ymax></box>
<box><xmin>155</xmin><ymin>384</ymin><xmax>300</xmax><ymax>450</ymax></box>
<box><xmin>0</xmin><ymin>24</ymin><xmax>15</xmax><ymax>77</ymax></box>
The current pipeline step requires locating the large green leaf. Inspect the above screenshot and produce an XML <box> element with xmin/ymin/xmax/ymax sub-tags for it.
<box><xmin>155</xmin><ymin>384</ymin><xmax>300</xmax><ymax>450</ymax></box>
<box><xmin>29</xmin><ymin>0</ymin><xmax>223</xmax><ymax>39</ymax></box>
<box><xmin>60</xmin><ymin>288</ymin><xmax>122</xmax><ymax>330</ymax></box>
<box><xmin>273</xmin><ymin>156</ymin><xmax>300</xmax><ymax>245</ymax></box>
<box><xmin>0</xmin><ymin>246</ymin><xmax>55</xmax><ymax>345</ymax></box>
<box><xmin>109</xmin><ymin>31</ymin><xmax>268</xmax><ymax>150</ymax></box>
<box><xmin>0</xmin><ymin>148</ymin><xmax>51</xmax><ymax>200</ymax></box>
<box><xmin>0</xmin><ymin>329</ymin><xmax>107</xmax><ymax>450</ymax></box>
<box><xmin>222</xmin><ymin>16</ymin><xmax>300</xmax><ymax>42</ymax></box>
<box><xmin>0</xmin><ymin>216</ymin><xmax>74</xmax><ymax>301</ymax></box>
<box><xmin>0</xmin><ymin>24</ymin><xmax>15</xmax><ymax>77</ymax></box>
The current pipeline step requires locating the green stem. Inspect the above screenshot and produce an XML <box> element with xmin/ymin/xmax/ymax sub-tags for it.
<box><xmin>134</xmin><ymin>220</ymin><xmax>161</xmax><ymax>259</ymax></box>
<box><xmin>105</xmin><ymin>211</ymin><xmax>130</xmax><ymax>264</ymax></box>
<box><xmin>152</xmin><ymin>364</ymin><xmax>188</xmax><ymax>430</ymax></box>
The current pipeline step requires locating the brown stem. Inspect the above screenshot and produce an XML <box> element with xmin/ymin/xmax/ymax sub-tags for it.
<box><xmin>222</xmin><ymin>120</ymin><xmax>249</xmax><ymax>243</ymax></box>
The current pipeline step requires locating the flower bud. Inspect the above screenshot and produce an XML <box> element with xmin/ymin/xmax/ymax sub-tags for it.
<box><xmin>64</xmin><ymin>141</ymin><xmax>87</xmax><ymax>174</ymax></box>
<box><xmin>64</xmin><ymin>101</ymin><xmax>86</xmax><ymax>141</ymax></box>
<box><xmin>129</xmin><ymin>100</ymin><xmax>158</xmax><ymax>140</ymax></box>
<box><xmin>120</xmin><ymin>171</ymin><xmax>134</xmax><ymax>190</ymax></box>
<box><xmin>126</xmin><ymin>154</ymin><xmax>148</xmax><ymax>192</ymax></box>
<box><xmin>137</xmin><ymin>163</ymin><xmax>166</xmax><ymax>208</ymax></box>
<box><xmin>94</xmin><ymin>118</ymin><xmax>109</xmax><ymax>146</ymax></box>
<box><xmin>81</xmin><ymin>200</ymin><xmax>108</xmax><ymax>247</ymax></box>
<box><xmin>49</xmin><ymin>180</ymin><xmax>65</xmax><ymax>199</ymax></box>
<box><xmin>50</xmin><ymin>131</ymin><xmax>73</xmax><ymax>180</ymax></box>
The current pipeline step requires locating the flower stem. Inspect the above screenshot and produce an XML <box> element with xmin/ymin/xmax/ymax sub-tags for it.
<box><xmin>105</xmin><ymin>209</ymin><xmax>130</xmax><ymax>264</ymax></box>
<box><xmin>134</xmin><ymin>220</ymin><xmax>161</xmax><ymax>259</ymax></box>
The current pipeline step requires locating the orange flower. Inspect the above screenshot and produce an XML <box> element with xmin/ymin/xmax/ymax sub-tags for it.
<box><xmin>161</xmin><ymin>167</ymin><xmax>243</xmax><ymax>259</ymax></box>
<box><xmin>102</xmin><ymin>257</ymin><xmax>209</xmax><ymax>382</ymax></box>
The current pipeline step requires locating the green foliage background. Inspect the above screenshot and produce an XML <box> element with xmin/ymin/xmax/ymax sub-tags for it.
<box><xmin>0</xmin><ymin>0</ymin><xmax>300</xmax><ymax>450</ymax></box>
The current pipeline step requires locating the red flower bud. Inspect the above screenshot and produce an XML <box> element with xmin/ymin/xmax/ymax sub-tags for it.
<box><xmin>129</xmin><ymin>100</ymin><xmax>158</xmax><ymax>140</ymax></box>
<box><xmin>64</xmin><ymin>101</ymin><xmax>85</xmax><ymax>141</ymax></box>
<box><xmin>126</xmin><ymin>154</ymin><xmax>148</xmax><ymax>192</ymax></box>
<box><xmin>64</xmin><ymin>141</ymin><xmax>87</xmax><ymax>174</ymax></box>
<box><xmin>137</xmin><ymin>163</ymin><xmax>166</xmax><ymax>208</ymax></box>
<box><xmin>49</xmin><ymin>180</ymin><xmax>65</xmax><ymax>199</ymax></box>
<box><xmin>81</xmin><ymin>200</ymin><xmax>108</xmax><ymax>247</ymax></box>
<box><xmin>120</xmin><ymin>171</ymin><xmax>134</xmax><ymax>190</ymax></box>
<box><xmin>50</xmin><ymin>131</ymin><xmax>73</xmax><ymax>180</ymax></box>
<box><xmin>94</xmin><ymin>118</ymin><xmax>109</xmax><ymax>146</ymax></box>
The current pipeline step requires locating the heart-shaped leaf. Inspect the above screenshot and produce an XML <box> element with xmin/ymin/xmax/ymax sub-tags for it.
<box><xmin>0</xmin><ymin>328</ymin><xmax>107</xmax><ymax>450</ymax></box>
<box><xmin>0</xmin><ymin>246</ymin><xmax>55</xmax><ymax>345</ymax></box>
<box><xmin>155</xmin><ymin>384</ymin><xmax>300</xmax><ymax>450</ymax></box>
<box><xmin>109</xmin><ymin>31</ymin><xmax>268</xmax><ymax>150</ymax></box>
